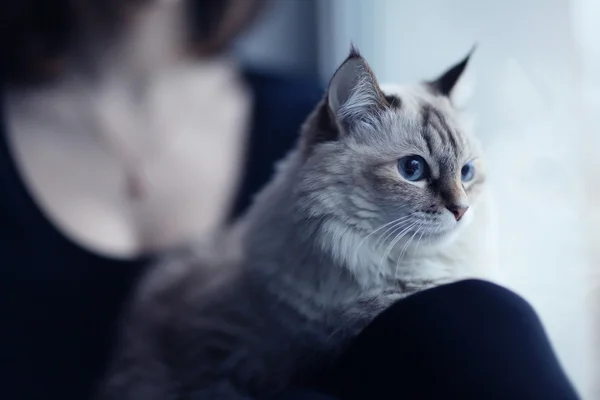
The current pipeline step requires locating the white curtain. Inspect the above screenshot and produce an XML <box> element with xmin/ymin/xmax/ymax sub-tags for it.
<box><xmin>319</xmin><ymin>1</ymin><xmax>598</xmax><ymax>397</ymax></box>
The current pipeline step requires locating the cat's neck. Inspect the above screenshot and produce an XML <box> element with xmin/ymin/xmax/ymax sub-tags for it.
<box><xmin>316</xmin><ymin>216</ymin><xmax>486</xmax><ymax>291</ymax></box>
<box><xmin>235</xmin><ymin>150</ymin><xmax>495</xmax><ymax>297</ymax></box>
<box><xmin>234</xmin><ymin>151</ymin><xmax>361</xmax><ymax>302</ymax></box>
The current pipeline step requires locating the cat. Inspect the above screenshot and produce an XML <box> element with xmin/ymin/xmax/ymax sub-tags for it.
<box><xmin>97</xmin><ymin>46</ymin><xmax>493</xmax><ymax>399</ymax></box>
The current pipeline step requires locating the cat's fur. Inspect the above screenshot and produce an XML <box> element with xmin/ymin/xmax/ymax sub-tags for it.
<box><xmin>97</xmin><ymin>47</ymin><xmax>492</xmax><ymax>399</ymax></box>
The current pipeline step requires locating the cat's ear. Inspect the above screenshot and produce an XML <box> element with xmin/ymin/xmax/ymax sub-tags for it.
<box><xmin>327</xmin><ymin>45</ymin><xmax>387</xmax><ymax>127</ymax></box>
<box><xmin>428</xmin><ymin>45</ymin><xmax>476</xmax><ymax>100</ymax></box>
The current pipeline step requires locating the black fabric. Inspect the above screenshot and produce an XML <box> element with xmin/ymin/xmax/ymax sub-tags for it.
<box><xmin>0</xmin><ymin>93</ymin><xmax>148</xmax><ymax>400</ymax></box>
<box><xmin>267</xmin><ymin>389</ymin><xmax>336</xmax><ymax>400</ymax></box>
<box><xmin>230</xmin><ymin>69</ymin><xmax>322</xmax><ymax>220</ymax></box>
<box><xmin>0</xmin><ymin>69</ymin><xmax>323</xmax><ymax>400</ymax></box>
<box><xmin>315</xmin><ymin>279</ymin><xmax>580</xmax><ymax>400</ymax></box>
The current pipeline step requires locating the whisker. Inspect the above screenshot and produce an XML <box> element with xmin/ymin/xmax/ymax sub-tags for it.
<box><xmin>395</xmin><ymin>222</ymin><xmax>423</xmax><ymax>280</ymax></box>
<box><xmin>400</xmin><ymin>223</ymin><xmax>421</xmax><ymax>261</ymax></box>
<box><xmin>352</xmin><ymin>216</ymin><xmax>410</xmax><ymax>264</ymax></box>
<box><xmin>371</xmin><ymin>217</ymin><xmax>412</xmax><ymax>251</ymax></box>
<box><xmin>356</xmin><ymin>216</ymin><xmax>411</xmax><ymax>251</ymax></box>
<box><xmin>380</xmin><ymin>222</ymin><xmax>414</xmax><ymax>261</ymax></box>
<box><xmin>413</xmin><ymin>224</ymin><xmax>426</xmax><ymax>257</ymax></box>
<box><xmin>374</xmin><ymin>221</ymin><xmax>408</xmax><ymax>252</ymax></box>
<box><xmin>379</xmin><ymin>221</ymin><xmax>417</xmax><ymax>275</ymax></box>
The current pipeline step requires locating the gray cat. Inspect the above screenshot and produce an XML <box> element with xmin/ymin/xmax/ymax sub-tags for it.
<box><xmin>97</xmin><ymin>46</ymin><xmax>493</xmax><ymax>399</ymax></box>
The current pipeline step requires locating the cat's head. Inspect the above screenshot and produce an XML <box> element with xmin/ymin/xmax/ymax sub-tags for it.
<box><xmin>296</xmin><ymin>46</ymin><xmax>485</xmax><ymax>258</ymax></box>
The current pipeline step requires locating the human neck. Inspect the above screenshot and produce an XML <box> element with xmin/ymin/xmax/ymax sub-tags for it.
<box><xmin>74</xmin><ymin>0</ymin><xmax>189</xmax><ymax>85</ymax></box>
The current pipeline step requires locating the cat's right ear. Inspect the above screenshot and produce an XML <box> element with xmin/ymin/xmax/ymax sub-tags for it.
<box><xmin>427</xmin><ymin>45</ymin><xmax>476</xmax><ymax>102</ymax></box>
<box><xmin>327</xmin><ymin>45</ymin><xmax>387</xmax><ymax>130</ymax></box>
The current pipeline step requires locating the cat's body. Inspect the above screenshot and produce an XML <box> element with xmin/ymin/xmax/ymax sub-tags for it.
<box><xmin>98</xmin><ymin>48</ymin><xmax>493</xmax><ymax>399</ymax></box>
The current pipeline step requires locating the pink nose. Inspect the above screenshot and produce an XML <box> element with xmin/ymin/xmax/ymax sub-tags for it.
<box><xmin>446</xmin><ymin>204</ymin><xmax>469</xmax><ymax>221</ymax></box>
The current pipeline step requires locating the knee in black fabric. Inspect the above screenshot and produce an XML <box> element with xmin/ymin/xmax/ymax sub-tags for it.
<box><xmin>265</xmin><ymin>388</ymin><xmax>338</xmax><ymax>400</ymax></box>
<box><xmin>320</xmin><ymin>279</ymin><xmax>580</xmax><ymax>400</ymax></box>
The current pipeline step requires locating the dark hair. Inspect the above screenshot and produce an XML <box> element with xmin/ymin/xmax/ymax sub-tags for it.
<box><xmin>0</xmin><ymin>0</ymin><xmax>265</xmax><ymax>85</ymax></box>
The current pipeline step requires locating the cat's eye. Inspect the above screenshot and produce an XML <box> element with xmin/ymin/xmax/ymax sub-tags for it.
<box><xmin>398</xmin><ymin>155</ymin><xmax>430</xmax><ymax>182</ymax></box>
<box><xmin>461</xmin><ymin>161</ymin><xmax>475</xmax><ymax>182</ymax></box>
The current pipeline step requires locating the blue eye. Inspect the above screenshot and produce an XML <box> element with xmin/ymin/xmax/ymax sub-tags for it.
<box><xmin>461</xmin><ymin>161</ymin><xmax>475</xmax><ymax>182</ymax></box>
<box><xmin>398</xmin><ymin>155</ymin><xmax>430</xmax><ymax>182</ymax></box>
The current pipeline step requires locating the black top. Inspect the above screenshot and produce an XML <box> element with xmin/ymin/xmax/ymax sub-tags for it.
<box><xmin>0</xmin><ymin>69</ymin><xmax>323</xmax><ymax>400</ymax></box>
<box><xmin>318</xmin><ymin>280</ymin><xmax>580</xmax><ymax>400</ymax></box>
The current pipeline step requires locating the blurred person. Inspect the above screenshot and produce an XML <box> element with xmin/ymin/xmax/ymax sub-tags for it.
<box><xmin>0</xmin><ymin>1</ymin><xmax>582</xmax><ymax>400</ymax></box>
<box><xmin>0</xmin><ymin>0</ymin><xmax>322</xmax><ymax>398</ymax></box>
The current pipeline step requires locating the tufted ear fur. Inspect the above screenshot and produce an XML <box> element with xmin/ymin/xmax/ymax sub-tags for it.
<box><xmin>428</xmin><ymin>45</ymin><xmax>476</xmax><ymax>101</ymax></box>
<box><xmin>327</xmin><ymin>45</ymin><xmax>388</xmax><ymax>130</ymax></box>
<box><xmin>300</xmin><ymin>46</ymin><xmax>389</xmax><ymax>156</ymax></box>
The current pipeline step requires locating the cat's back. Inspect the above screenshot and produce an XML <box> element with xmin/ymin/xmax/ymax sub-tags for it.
<box><xmin>126</xmin><ymin>233</ymin><xmax>243</xmax><ymax>330</ymax></box>
<box><xmin>98</xmin><ymin>235</ymin><xmax>246</xmax><ymax>398</ymax></box>
<box><xmin>107</xmin><ymin>230</ymin><xmax>326</xmax><ymax>386</ymax></box>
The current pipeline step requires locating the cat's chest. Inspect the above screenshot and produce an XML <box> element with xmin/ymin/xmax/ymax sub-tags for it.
<box><xmin>360</xmin><ymin>214</ymin><xmax>495</xmax><ymax>286</ymax></box>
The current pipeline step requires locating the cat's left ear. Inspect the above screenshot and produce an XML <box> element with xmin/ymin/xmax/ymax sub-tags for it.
<box><xmin>327</xmin><ymin>45</ymin><xmax>387</xmax><ymax>128</ymax></box>
<box><xmin>428</xmin><ymin>45</ymin><xmax>476</xmax><ymax>101</ymax></box>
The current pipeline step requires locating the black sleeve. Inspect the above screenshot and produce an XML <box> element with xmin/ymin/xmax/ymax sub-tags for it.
<box><xmin>229</xmin><ymin>69</ymin><xmax>323</xmax><ymax>221</ymax></box>
<box><xmin>318</xmin><ymin>279</ymin><xmax>580</xmax><ymax>400</ymax></box>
